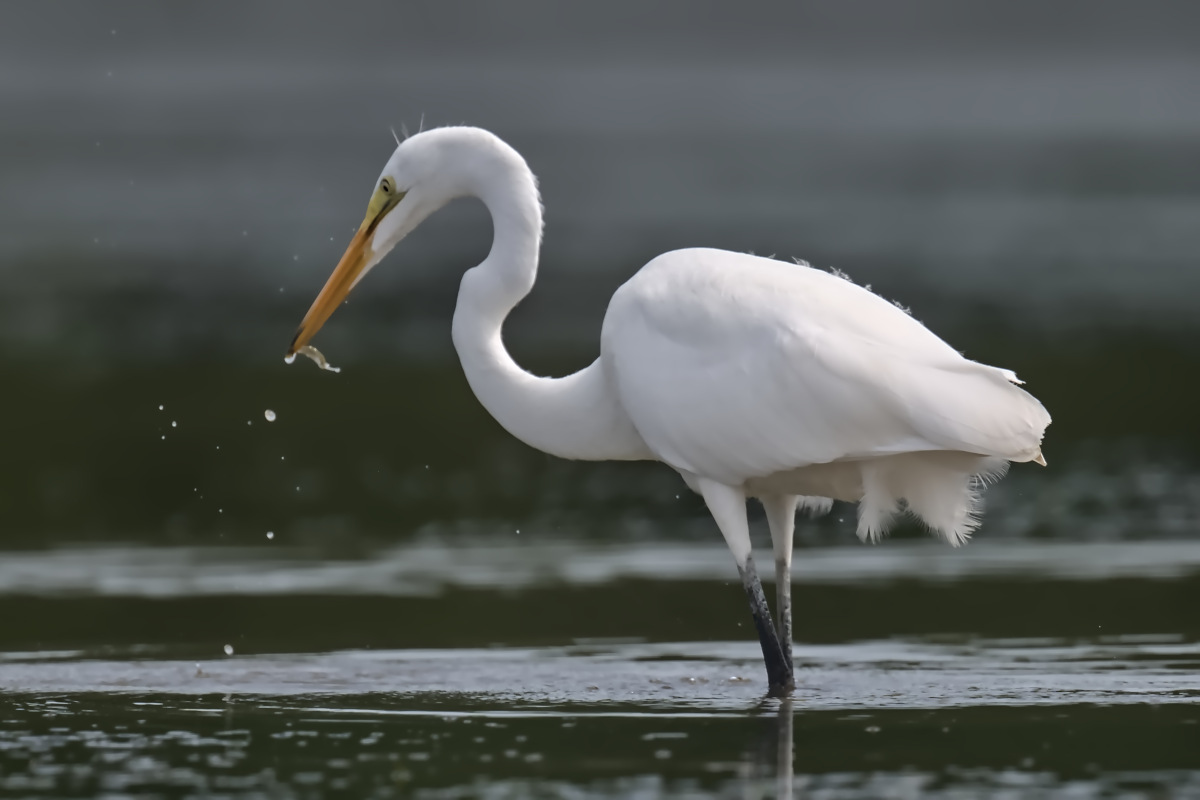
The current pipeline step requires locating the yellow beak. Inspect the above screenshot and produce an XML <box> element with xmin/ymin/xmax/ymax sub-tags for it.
<box><xmin>287</xmin><ymin>180</ymin><xmax>404</xmax><ymax>358</ymax></box>
<box><xmin>287</xmin><ymin>224</ymin><xmax>373</xmax><ymax>357</ymax></box>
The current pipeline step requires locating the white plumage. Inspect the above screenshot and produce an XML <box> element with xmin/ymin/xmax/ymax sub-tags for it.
<box><xmin>287</xmin><ymin>126</ymin><xmax>1051</xmax><ymax>694</ymax></box>
<box><xmin>603</xmin><ymin>247</ymin><xmax>1049</xmax><ymax>546</ymax></box>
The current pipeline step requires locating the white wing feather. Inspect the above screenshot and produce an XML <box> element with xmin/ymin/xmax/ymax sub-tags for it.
<box><xmin>602</xmin><ymin>248</ymin><xmax>1050</xmax><ymax>488</ymax></box>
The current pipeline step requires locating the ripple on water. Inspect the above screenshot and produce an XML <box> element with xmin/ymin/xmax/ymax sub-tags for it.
<box><xmin>0</xmin><ymin>636</ymin><xmax>1196</xmax><ymax>708</ymax></box>
<box><xmin>1</xmin><ymin>540</ymin><xmax>1199</xmax><ymax>597</ymax></box>
<box><xmin>0</xmin><ymin>693</ymin><xmax>1198</xmax><ymax>799</ymax></box>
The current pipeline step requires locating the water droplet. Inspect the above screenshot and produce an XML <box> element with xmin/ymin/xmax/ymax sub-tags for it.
<box><xmin>171</xmin><ymin>421</ymin><xmax>177</xmax><ymax>428</ymax></box>
<box><xmin>246</xmin><ymin>420</ymin><xmax>252</xmax><ymax>426</ymax></box>
<box><xmin>223</xmin><ymin>644</ymin><xmax>234</xmax><ymax>656</ymax></box>
<box><xmin>266</xmin><ymin>531</ymin><xmax>274</xmax><ymax>540</ymax></box>
<box><xmin>157</xmin><ymin>404</ymin><xmax>164</xmax><ymax>411</ymax></box>
<box><xmin>264</xmin><ymin>409</ymin><xmax>276</xmax><ymax>422</ymax></box>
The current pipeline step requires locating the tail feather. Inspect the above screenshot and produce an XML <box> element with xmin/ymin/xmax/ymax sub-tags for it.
<box><xmin>855</xmin><ymin>453</ymin><xmax>1009</xmax><ymax>547</ymax></box>
<box><xmin>797</xmin><ymin>495</ymin><xmax>833</xmax><ymax>517</ymax></box>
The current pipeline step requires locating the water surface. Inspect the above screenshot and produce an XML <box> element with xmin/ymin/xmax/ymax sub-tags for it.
<box><xmin>2</xmin><ymin>542</ymin><xmax>1198</xmax><ymax>796</ymax></box>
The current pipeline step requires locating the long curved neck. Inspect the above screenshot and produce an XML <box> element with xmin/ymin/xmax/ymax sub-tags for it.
<box><xmin>449</xmin><ymin>149</ymin><xmax>649</xmax><ymax>462</ymax></box>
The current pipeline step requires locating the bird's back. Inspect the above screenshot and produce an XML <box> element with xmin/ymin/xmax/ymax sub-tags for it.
<box><xmin>599</xmin><ymin>248</ymin><xmax>1049</xmax><ymax>541</ymax></box>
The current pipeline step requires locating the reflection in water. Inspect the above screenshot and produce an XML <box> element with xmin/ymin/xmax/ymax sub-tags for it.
<box><xmin>777</xmin><ymin>699</ymin><xmax>794</xmax><ymax>799</ymax></box>
<box><xmin>1</xmin><ymin>694</ymin><xmax>1197</xmax><ymax>798</ymax></box>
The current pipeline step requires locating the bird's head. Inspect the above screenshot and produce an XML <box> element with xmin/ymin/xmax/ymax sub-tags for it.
<box><xmin>286</xmin><ymin>127</ymin><xmax>489</xmax><ymax>358</ymax></box>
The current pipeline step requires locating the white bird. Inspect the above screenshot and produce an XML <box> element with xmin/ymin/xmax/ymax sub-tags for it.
<box><xmin>287</xmin><ymin>126</ymin><xmax>1051</xmax><ymax>695</ymax></box>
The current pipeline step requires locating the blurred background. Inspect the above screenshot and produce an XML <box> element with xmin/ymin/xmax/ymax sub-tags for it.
<box><xmin>2</xmin><ymin>3</ymin><xmax>1200</xmax><ymax>795</ymax></box>
<box><xmin>2</xmin><ymin>0</ymin><xmax>1198</xmax><ymax>551</ymax></box>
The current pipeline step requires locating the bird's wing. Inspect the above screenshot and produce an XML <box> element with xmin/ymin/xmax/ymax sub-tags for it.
<box><xmin>601</xmin><ymin>249</ymin><xmax>1050</xmax><ymax>485</ymax></box>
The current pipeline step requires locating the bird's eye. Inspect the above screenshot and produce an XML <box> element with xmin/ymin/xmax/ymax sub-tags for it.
<box><xmin>381</xmin><ymin>179</ymin><xmax>392</xmax><ymax>194</ymax></box>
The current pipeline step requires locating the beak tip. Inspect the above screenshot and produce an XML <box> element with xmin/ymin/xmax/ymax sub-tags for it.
<box><xmin>287</xmin><ymin>328</ymin><xmax>304</xmax><ymax>355</ymax></box>
<box><xmin>287</xmin><ymin>224</ymin><xmax>369</xmax><ymax>365</ymax></box>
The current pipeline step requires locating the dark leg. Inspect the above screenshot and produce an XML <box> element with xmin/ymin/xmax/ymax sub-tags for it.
<box><xmin>697</xmin><ymin>477</ymin><xmax>794</xmax><ymax>697</ymax></box>
<box><xmin>739</xmin><ymin>555</ymin><xmax>795</xmax><ymax>696</ymax></box>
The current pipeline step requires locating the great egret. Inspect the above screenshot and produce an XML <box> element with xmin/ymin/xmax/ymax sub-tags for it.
<box><xmin>287</xmin><ymin>126</ymin><xmax>1051</xmax><ymax>696</ymax></box>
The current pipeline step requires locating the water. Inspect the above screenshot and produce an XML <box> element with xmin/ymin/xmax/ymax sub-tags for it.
<box><xmin>5</xmin><ymin>636</ymin><xmax>1199</xmax><ymax>707</ymax></box>
<box><xmin>5</xmin><ymin>4</ymin><xmax>1200</xmax><ymax>368</ymax></box>
<box><xmin>4</xmin><ymin>355</ymin><xmax>1200</xmax><ymax>549</ymax></box>
<box><xmin>3</xmin><ymin>637</ymin><xmax>1200</xmax><ymax>797</ymax></box>
<box><xmin>7</xmin><ymin>695</ymin><xmax>1195</xmax><ymax>799</ymax></box>
<box><xmin>1</xmin><ymin>544</ymin><xmax>1198</xmax><ymax>796</ymax></box>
